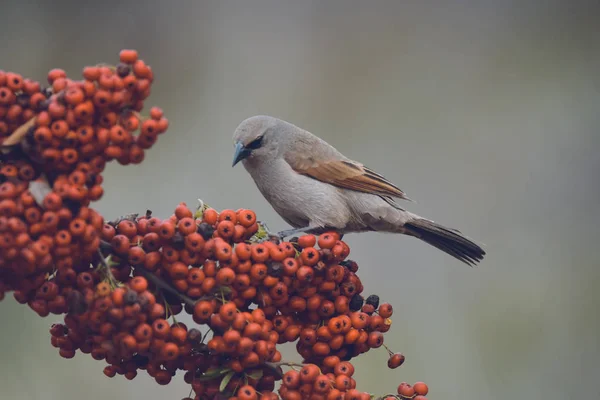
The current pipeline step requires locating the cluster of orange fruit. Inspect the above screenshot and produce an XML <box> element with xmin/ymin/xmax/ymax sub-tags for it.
<box><xmin>0</xmin><ymin>51</ymin><xmax>429</xmax><ymax>400</ymax></box>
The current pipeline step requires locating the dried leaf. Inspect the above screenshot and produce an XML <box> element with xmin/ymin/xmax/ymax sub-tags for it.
<box><xmin>2</xmin><ymin>117</ymin><xmax>35</xmax><ymax>147</ymax></box>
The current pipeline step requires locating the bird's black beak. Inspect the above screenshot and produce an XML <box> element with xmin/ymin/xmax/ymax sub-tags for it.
<box><xmin>232</xmin><ymin>142</ymin><xmax>251</xmax><ymax>167</ymax></box>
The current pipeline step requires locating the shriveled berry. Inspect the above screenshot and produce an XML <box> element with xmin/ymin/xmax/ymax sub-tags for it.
<box><xmin>388</xmin><ymin>353</ymin><xmax>405</xmax><ymax>369</ymax></box>
<box><xmin>349</xmin><ymin>294</ymin><xmax>364</xmax><ymax>311</ymax></box>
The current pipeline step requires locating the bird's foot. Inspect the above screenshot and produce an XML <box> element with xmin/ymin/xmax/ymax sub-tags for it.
<box><xmin>252</xmin><ymin>222</ymin><xmax>285</xmax><ymax>243</ymax></box>
<box><xmin>277</xmin><ymin>226</ymin><xmax>317</xmax><ymax>239</ymax></box>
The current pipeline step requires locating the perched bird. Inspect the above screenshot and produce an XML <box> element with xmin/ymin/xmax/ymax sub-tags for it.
<box><xmin>231</xmin><ymin>115</ymin><xmax>485</xmax><ymax>266</ymax></box>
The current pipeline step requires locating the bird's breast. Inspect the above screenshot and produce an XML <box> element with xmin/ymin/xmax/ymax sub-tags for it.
<box><xmin>242</xmin><ymin>158</ymin><xmax>350</xmax><ymax>228</ymax></box>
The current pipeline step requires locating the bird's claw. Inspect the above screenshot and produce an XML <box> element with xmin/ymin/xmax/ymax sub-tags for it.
<box><xmin>253</xmin><ymin>222</ymin><xmax>284</xmax><ymax>243</ymax></box>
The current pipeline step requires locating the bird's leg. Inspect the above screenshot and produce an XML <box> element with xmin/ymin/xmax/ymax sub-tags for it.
<box><xmin>277</xmin><ymin>226</ymin><xmax>318</xmax><ymax>239</ymax></box>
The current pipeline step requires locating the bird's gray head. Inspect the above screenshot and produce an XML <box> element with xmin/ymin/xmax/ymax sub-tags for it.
<box><xmin>231</xmin><ymin>115</ymin><xmax>290</xmax><ymax>167</ymax></box>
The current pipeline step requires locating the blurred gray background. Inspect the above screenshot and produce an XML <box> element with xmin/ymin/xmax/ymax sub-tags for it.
<box><xmin>1</xmin><ymin>1</ymin><xmax>599</xmax><ymax>399</ymax></box>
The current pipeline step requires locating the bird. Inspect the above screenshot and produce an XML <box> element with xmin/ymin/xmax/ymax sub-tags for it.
<box><xmin>231</xmin><ymin>115</ymin><xmax>485</xmax><ymax>266</ymax></box>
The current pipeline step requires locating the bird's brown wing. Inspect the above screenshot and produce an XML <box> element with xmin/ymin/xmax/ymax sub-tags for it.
<box><xmin>288</xmin><ymin>154</ymin><xmax>411</xmax><ymax>201</ymax></box>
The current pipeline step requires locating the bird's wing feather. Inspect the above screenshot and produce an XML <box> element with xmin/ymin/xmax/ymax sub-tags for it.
<box><xmin>285</xmin><ymin>138</ymin><xmax>410</xmax><ymax>200</ymax></box>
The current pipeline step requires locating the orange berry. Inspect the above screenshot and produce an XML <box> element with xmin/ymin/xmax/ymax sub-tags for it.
<box><xmin>156</xmin><ymin>117</ymin><xmax>169</xmax><ymax>133</ymax></box>
<box><xmin>313</xmin><ymin>374</ymin><xmax>332</xmax><ymax>394</ymax></box>
<box><xmin>52</xmin><ymin>77</ymin><xmax>68</xmax><ymax>92</ymax></box>
<box><xmin>202</xmin><ymin>208</ymin><xmax>219</xmax><ymax>225</ymax></box>
<box><xmin>0</xmin><ymin>87</ymin><xmax>14</xmax><ymax>105</ymax></box>
<box><xmin>296</xmin><ymin>266</ymin><xmax>314</xmax><ymax>283</ymax></box>
<box><xmin>250</xmin><ymin>263</ymin><xmax>268</xmax><ymax>282</ymax></box>
<box><xmin>132</xmin><ymin>60</ymin><xmax>151</xmax><ymax>78</ymax></box>
<box><xmin>152</xmin><ymin>319</ymin><xmax>171</xmax><ymax>339</ymax></box>
<box><xmin>129</xmin><ymin>145</ymin><xmax>145</xmax><ymax>164</ymax></box>
<box><xmin>234</xmin><ymin>243</ymin><xmax>252</xmax><ymax>261</ymax></box>
<box><xmin>64</xmin><ymin>87</ymin><xmax>84</xmax><ymax>105</ymax></box>
<box><xmin>140</xmin><ymin>118</ymin><xmax>158</xmax><ymax>136</ymax></box>
<box><xmin>184</xmin><ymin>232</ymin><xmax>205</xmax><ymax>252</ymax></box>
<box><xmin>219</xmin><ymin>302</ymin><xmax>237</xmax><ymax>323</ymax></box>
<box><xmin>216</xmin><ymin>267</ymin><xmax>236</xmax><ymax>286</ymax></box>
<box><xmin>119</xmin><ymin>49</ymin><xmax>139</xmax><ymax>64</ymax></box>
<box><xmin>172</xmin><ymin>202</ymin><xmax>191</xmax><ymax>219</ymax></box>
<box><xmin>367</xmin><ymin>331</ymin><xmax>384</xmax><ymax>348</ymax></box>
<box><xmin>74</xmin><ymin>100</ymin><xmax>94</xmax><ymax>120</ymax></box>
<box><xmin>149</xmin><ymin>106</ymin><xmax>163</xmax><ymax>120</ymax></box>
<box><xmin>297</xmin><ymin>234</ymin><xmax>316</xmax><ymax>248</ymax></box>
<box><xmin>50</xmin><ymin>119</ymin><xmax>69</xmax><ymax>138</ymax></box>
<box><xmin>237</xmin><ymin>385</ymin><xmax>257</xmax><ymax>400</ymax></box>
<box><xmin>117</xmin><ymin>220</ymin><xmax>137</xmax><ymax>237</ymax></box>
<box><xmin>250</xmin><ymin>243</ymin><xmax>269</xmax><ymax>262</ymax></box>
<box><xmin>218</xmin><ymin>209</ymin><xmax>237</xmax><ymax>224</ymax></box>
<box><xmin>313</xmin><ymin>341</ymin><xmax>331</xmax><ymax>357</ymax></box>
<box><xmin>334</xmin><ymin>361</ymin><xmax>354</xmax><ymax>377</ymax></box>
<box><xmin>93</xmin><ymin>89</ymin><xmax>111</xmax><ymax>108</ymax></box>
<box><xmin>214</xmin><ymin>240</ymin><xmax>232</xmax><ymax>261</ymax></box>
<box><xmin>216</xmin><ymin>220</ymin><xmax>235</xmax><ymax>239</ymax></box>
<box><xmin>5</xmin><ymin>72</ymin><xmax>23</xmax><ymax>91</ymax></box>
<box><xmin>378</xmin><ymin>302</ymin><xmax>393</xmax><ymax>318</ymax></box>
<box><xmin>69</xmin><ymin>218</ymin><xmax>86</xmax><ymax>236</ymax></box>
<box><xmin>397</xmin><ymin>383</ymin><xmax>414</xmax><ymax>397</ymax></box>
<box><xmin>282</xmin><ymin>257</ymin><xmax>299</xmax><ymax>276</ymax></box>
<box><xmin>129</xmin><ymin>276</ymin><xmax>148</xmax><ymax>293</ymax></box>
<box><xmin>300</xmin><ymin>247</ymin><xmax>320</xmax><ymax>266</ymax></box>
<box><xmin>47</xmin><ymin>68</ymin><xmax>66</xmax><ymax>83</ymax></box>
<box><xmin>283</xmin><ymin>370</ymin><xmax>301</xmax><ymax>389</ymax></box>
<box><xmin>123</xmin><ymin>113</ymin><xmax>140</xmax><ymax>131</ymax></box>
<box><xmin>413</xmin><ymin>382</ymin><xmax>428</xmax><ymax>396</ymax></box>
<box><xmin>158</xmin><ymin>220</ymin><xmax>176</xmax><ymax>240</ymax></box>
<box><xmin>160</xmin><ymin>342</ymin><xmax>179</xmax><ymax>361</ymax></box>
<box><xmin>82</xmin><ymin>66</ymin><xmax>100</xmax><ymax>81</ymax></box>
<box><xmin>177</xmin><ymin>217</ymin><xmax>196</xmax><ymax>235</ymax></box>
<box><xmin>193</xmin><ymin>300</ymin><xmax>214</xmax><ymax>322</ymax></box>
<box><xmin>300</xmin><ymin>364</ymin><xmax>320</xmax><ymax>383</ymax></box>
<box><xmin>168</xmin><ymin>261</ymin><xmax>189</xmax><ymax>280</ymax></box>
<box><xmin>318</xmin><ymin>232</ymin><xmax>338</xmax><ymax>249</ymax></box>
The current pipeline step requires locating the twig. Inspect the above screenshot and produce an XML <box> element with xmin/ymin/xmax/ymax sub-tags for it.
<box><xmin>263</xmin><ymin>361</ymin><xmax>308</xmax><ymax>379</ymax></box>
<box><xmin>108</xmin><ymin>213</ymin><xmax>139</xmax><ymax>227</ymax></box>
<box><xmin>137</xmin><ymin>268</ymin><xmax>197</xmax><ymax>309</ymax></box>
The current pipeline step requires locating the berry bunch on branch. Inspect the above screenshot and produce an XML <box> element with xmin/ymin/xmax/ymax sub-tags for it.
<box><xmin>0</xmin><ymin>50</ymin><xmax>429</xmax><ymax>400</ymax></box>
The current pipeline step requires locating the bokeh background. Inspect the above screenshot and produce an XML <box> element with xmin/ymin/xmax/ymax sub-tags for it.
<box><xmin>1</xmin><ymin>1</ymin><xmax>599</xmax><ymax>399</ymax></box>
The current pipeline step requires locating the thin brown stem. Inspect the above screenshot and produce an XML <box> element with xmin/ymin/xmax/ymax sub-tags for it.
<box><xmin>138</xmin><ymin>268</ymin><xmax>197</xmax><ymax>309</ymax></box>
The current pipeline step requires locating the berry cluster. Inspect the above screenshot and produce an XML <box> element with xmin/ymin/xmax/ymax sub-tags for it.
<box><xmin>0</xmin><ymin>50</ymin><xmax>166</xmax><ymax>311</ymax></box>
<box><xmin>0</xmin><ymin>52</ymin><xmax>431</xmax><ymax>400</ymax></box>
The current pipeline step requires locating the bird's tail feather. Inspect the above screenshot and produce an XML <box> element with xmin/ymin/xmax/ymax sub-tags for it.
<box><xmin>404</xmin><ymin>218</ymin><xmax>485</xmax><ymax>266</ymax></box>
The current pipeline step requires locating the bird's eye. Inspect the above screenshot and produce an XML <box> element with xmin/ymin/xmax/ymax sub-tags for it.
<box><xmin>246</xmin><ymin>135</ymin><xmax>264</xmax><ymax>150</ymax></box>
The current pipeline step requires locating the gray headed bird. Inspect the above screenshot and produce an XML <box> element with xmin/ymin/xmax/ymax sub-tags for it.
<box><xmin>232</xmin><ymin>115</ymin><xmax>485</xmax><ymax>266</ymax></box>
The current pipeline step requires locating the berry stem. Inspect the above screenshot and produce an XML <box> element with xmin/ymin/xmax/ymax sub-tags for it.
<box><xmin>382</xmin><ymin>343</ymin><xmax>394</xmax><ymax>356</ymax></box>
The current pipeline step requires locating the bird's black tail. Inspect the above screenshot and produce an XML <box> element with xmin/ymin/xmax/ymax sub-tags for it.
<box><xmin>404</xmin><ymin>218</ymin><xmax>485</xmax><ymax>266</ymax></box>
